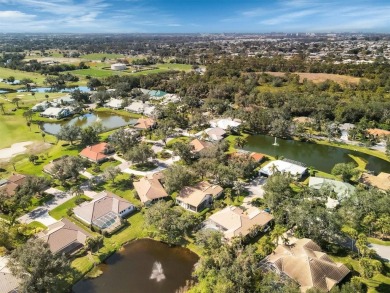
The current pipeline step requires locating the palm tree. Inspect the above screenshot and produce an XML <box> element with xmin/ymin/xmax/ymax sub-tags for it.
<box><xmin>41</xmin><ymin>132</ymin><xmax>46</xmax><ymax>142</ymax></box>
<box><xmin>0</xmin><ymin>102</ymin><xmax>5</xmax><ymax>114</ymax></box>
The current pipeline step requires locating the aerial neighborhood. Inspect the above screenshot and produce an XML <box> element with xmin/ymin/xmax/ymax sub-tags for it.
<box><xmin>0</xmin><ymin>32</ymin><xmax>389</xmax><ymax>293</ymax></box>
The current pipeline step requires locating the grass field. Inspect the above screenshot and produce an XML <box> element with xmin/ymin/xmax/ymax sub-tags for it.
<box><xmin>70</xmin><ymin>68</ymin><xmax>115</xmax><ymax>77</ymax></box>
<box><xmin>80</xmin><ymin>53</ymin><xmax>125</xmax><ymax>60</ymax></box>
<box><xmin>49</xmin><ymin>195</ymin><xmax>91</xmax><ymax>220</ymax></box>
<box><xmin>265</xmin><ymin>71</ymin><xmax>363</xmax><ymax>84</ymax></box>
<box><xmin>0</xmin><ymin>67</ymin><xmax>46</xmax><ymax>87</ymax></box>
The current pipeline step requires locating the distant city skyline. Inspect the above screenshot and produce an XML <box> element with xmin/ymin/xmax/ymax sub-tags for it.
<box><xmin>0</xmin><ymin>0</ymin><xmax>390</xmax><ymax>33</ymax></box>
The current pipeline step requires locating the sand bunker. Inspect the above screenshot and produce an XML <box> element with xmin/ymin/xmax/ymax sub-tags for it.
<box><xmin>0</xmin><ymin>141</ymin><xmax>33</xmax><ymax>160</ymax></box>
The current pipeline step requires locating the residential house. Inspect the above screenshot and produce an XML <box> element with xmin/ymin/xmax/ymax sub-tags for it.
<box><xmin>0</xmin><ymin>256</ymin><xmax>20</xmax><ymax>293</ymax></box>
<box><xmin>111</xmin><ymin>63</ymin><xmax>127</xmax><ymax>71</ymax></box>
<box><xmin>124</xmin><ymin>101</ymin><xmax>155</xmax><ymax>116</ymax></box>
<box><xmin>104</xmin><ymin>98</ymin><xmax>124</xmax><ymax>110</ymax></box>
<box><xmin>31</xmin><ymin>101</ymin><xmax>51</xmax><ymax>112</ymax></box>
<box><xmin>210</xmin><ymin>118</ymin><xmax>242</xmax><ymax>130</ymax></box>
<box><xmin>73</xmin><ymin>191</ymin><xmax>135</xmax><ymax>233</ymax></box>
<box><xmin>190</xmin><ymin>139</ymin><xmax>212</xmax><ymax>154</ymax></box>
<box><xmin>0</xmin><ymin>174</ymin><xmax>27</xmax><ymax>197</ymax></box>
<box><xmin>367</xmin><ymin>128</ymin><xmax>390</xmax><ymax>140</ymax></box>
<box><xmin>134</xmin><ymin>117</ymin><xmax>156</xmax><ymax>130</ymax></box>
<box><xmin>260</xmin><ymin>160</ymin><xmax>308</xmax><ymax>179</ymax></box>
<box><xmin>308</xmin><ymin>177</ymin><xmax>356</xmax><ymax>208</ymax></box>
<box><xmin>204</xmin><ymin>127</ymin><xmax>226</xmax><ymax>141</ymax></box>
<box><xmin>148</xmin><ymin>90</ymin><xmax>167</xmax><ymax>100</ymax></box>
<box><xmin>53</xmin><ymin>95</ymin><xmax>76</xmax><ymax>106</ymax></box>
<box><xmin>176</xmin><ymin>181</ymin><xmax>223</xmax><ymax>212</ymax></box>
<box><xmin>133</xmin><ymin>173</ymin><xmax>168</xmax><ymax>205</ymax></box>
<box><xmin>37</xmin><ymin>218</ymin><xmax>90</xmax><ymax>255</ymax></box>
<box><xmin>79</xmin><ymin>142</ymin><xmax>113</xmax><ymax>163</ymax></box>
<box><xmin>250</xmin><ymin>152</ymin><xmax>265</xmax><ymax>163</ymax></box>
<box><xmin>360</xmin><ymin>172</ymin><xmax>390</xmax><ymax>191</ymax></box>
<box><xmin>43</xmin><ymin>156</ymin><xmax>69</xmax><ymax>176</ymax></box>
<box><xmin>206</xmin><ymin>206</ymin><xmax>273</xmax><ymax>240</ymax></box>
<box><xmin>40</xmin><ymin>107</ymin><xmax>72</xmax><ymax>119</ymax></box>
<box><xmin>266</xmin><ymin>238</ymin><xmax>350</xmax><ymax>292</ymax></box>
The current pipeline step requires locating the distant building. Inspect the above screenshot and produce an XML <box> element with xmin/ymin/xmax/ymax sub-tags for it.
<box><xmin>31</xmin><ymin>101</ymin><xmax>51</xmax><ymax>112</ymax></box>
<box><xmin>124</xmin><ymin>101</ymin><xmax>155</xmax><ymax>116</ymax></box>
<box><xmin>260</xmin><ymin>160</ymin><xmax>308</xmax><ymax>179</ymax></box>
<box><xmin>104</xmin><ymin>98</ymin><xmax>124</xmax><ymax>110</ymax></box>
<box><xmin>134</xmin><ymin>117</ymin><xmax>156</xmax><ymax>130</ymax></box>
<box><xmin>189</xmin><ymin>139</ymin><xmax>212</xmax><ymax>153</ymax></box>
<box><xmin>210</xmin><ymin>118</ymin><xmax>241</xmax><ymax>130</ymax></box>
<box><xmin>111</xmin><ymin>63</ymin><xmax>127</xmax><ymax>71</ymax></box>
<box><xmin>204</xmin><ymin>127</ymin><xmax>226</xmax><ymax>141</ymax></box>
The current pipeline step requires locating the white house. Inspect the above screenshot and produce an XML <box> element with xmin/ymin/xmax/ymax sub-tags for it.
<box><xmin>259</xmin><ymin>160</ymin><xmax>308</xmax><ymax>179</ymax></box>
<box><xmin>210</xmin><ymin>118</ymin><xmax>241</xmax><ymax>130</ymax></box>
<box><xmin>111</xmin><ymin>63</ymin><xmax>127</xmax><ymax>71</ymax></box>
<box><xmin>32</xmin><ymin>101</ymin><xmax>51</xmax><ymax>112</ymax></box>
<box><xmin>40</xmin><ymin>107</ymin><xmax>72</xmax><ymax>119</ymax></box>
<box><xmin>53</xmin><ymin>95</ymin><xmax>76</xmax><ymax>106</ymax></box>
<box><xmin>104</xmin><ymin>98</ymin><xmax>124</xmax><ymax>110</ymax></box>
<box><xmin>124</xmin><ymin>101</ymin><xmax>155</xmax><ymax>116</ymax></box>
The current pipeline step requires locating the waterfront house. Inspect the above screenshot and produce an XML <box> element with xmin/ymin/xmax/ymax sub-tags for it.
<box><xmin>73</xmin><ymin>191</ymin><xmax>135</xmax><ymax>233</ymax></box>
<box><xmin>260</xmin><ymin>160</ymin><xmax>308</xmax><ymax>179</ymax></box>
<box><xmin>37</xmin><ymin>218</ymin><xmax>90</xmax><ymax>255</ymax></box>
<box><xmin>40</xmin><ymin>107</ymin><xmax>72</xmax><ymax>119</ymax></box>
<box><xmin>134</xmin><ymin>117</ymin><xmax>156</xmax><ymax>130</ymax></box>
<box><xmin>104</xmin><ymin>98</ymin><xmax>124</xmax><ymax>110</ymax></box>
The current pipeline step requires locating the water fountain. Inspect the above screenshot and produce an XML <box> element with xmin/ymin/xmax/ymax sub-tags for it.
<box><xmin>272</xmin><ymin>137</ymin><xmax>279</xmax><ymax>146</ymax></box>
<box><xmin>150</xmin><ymin>261</ymin><xmax>165</xmax><ymax>282</ymax></box>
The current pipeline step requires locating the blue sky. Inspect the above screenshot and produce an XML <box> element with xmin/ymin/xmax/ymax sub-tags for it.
<box><xmin>0</xmin><ymin>0</ymin><xmax>389</xmax><ymax>33</ymax></box>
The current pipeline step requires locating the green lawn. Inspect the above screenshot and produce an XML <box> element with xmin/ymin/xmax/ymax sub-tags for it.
<box><xmin>49</xmin><ymin>195</ymin><xmax>91</xmax><ymax>220</ymax></box>
<box><xmin>0</xmin><ymin>67</ymin><xmax>47</xmax><ymax>87</ymax></box>
<box><xmin>69</xmin><ymin>68</ymin><xmax>114</xmax><ymax>77</ymax></box>
<box><xmin>80</xmin><ymin>53</ymin><xmax>125</xmax><ymax>60</ymax></box>
<box><xmin>368</xmin><ymin>238</ymin><xmax>390</xmax><ymax>246</ymax></box>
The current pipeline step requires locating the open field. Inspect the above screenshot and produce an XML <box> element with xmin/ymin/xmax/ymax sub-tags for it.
<box><xmin>265</xmin><ymin>71</ymin><xmax>363</xmax><ymax>84</ymax></box>
<box><xmin>0</xmin><ymin>67</ymin><xmax>46</xmax><ymax>87</ymax></box>
<box><xmin>80</xmin><ymin>53</ymin><xmax>125</xmax><ymax>60</ymax></box>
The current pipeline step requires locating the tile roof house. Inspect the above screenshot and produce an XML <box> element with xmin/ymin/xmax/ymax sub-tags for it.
<box><xmin>250</xmin><ymin>152</ymin><xmax>265</xmax><ymax>162</ymax></box>
<box><xmin>266</xmin><ymin>238</ymin><xmax>350</xmax><ymax>292</ymax></box>
<box><xmin>133</xmin><ymin>175</ymin><xmax>168</xmax><ymax>205</ymax></box>
<box><xmin>40</xmin><ymin>107</ymin><xmax>72</xmax><ymax>119</ymax></box>
<box><xmin>308</xmin><ymin>177</ymin><xmax>356</xmax><ymax>208</ymax></box>
<box><xmin>209</xmin><ymin>118</ymin><xmax>241</xmax><ymax>130</ymax></box>
<box><xmin>0</xmin><ymin>256</ymin><xmax>20</xmax><ymax>293</ymax></box>
<box><xmin>73</xmin><ymin>191</ymin><xmax>135</xmax><ymax>233</ymax></box>
<box><xmin>207</xmin><ymin>206</ymin><xmax>273</xmax><ymax>239</ymax></box>
<box><xmin>37</xmin><ymin>218</ymin><xmax>90</xmax><ymax>255</ymax></box>
<box><xmin>79</xmin><ymin>142</ymin><xmax>112</xmax><ymax>163</ymax></box>
<box><xmin>0</xmin><ymin>174</ymin><xmax>27</xmax><ymax>197</ymax></box>
<box><xmin>176</xmin><ymin>181</ymin><xmax>223</xmax><ymax>212</ymax></box>
<box><xmin>134</xmin><ymin>117</ymin><xmax>156</xmax><ymax>130</ymax></box>
<box><xmin>189</xmin><ymin>139</ymin><xmax>212</xmax><ymax>153</ymax></box>
<box><xmin>367</xmin><ymin>128</ymin><xmax>390</xmax><ymax>139</ymax></box>
<box><xmin>124</xmin><ymin>101</ymin><xmax>155</xmax><ymax>116</ymax></box>
<box><xmin>43</xmin><ymin>156</ymin><xmax>69</xmax><ymax>175</ymax></box>
<box><xmin>204</xmin><ymin>127</ymin><xmax>226</xmax><ymax>141</ymax></box>
<box><xmin>360</xmin><ymin>172</ymin><xmax>390</xmax><ymax>191</ymax></box>
<box><xmin>104</xmin><ymin>98</ymin><xmax>124</xmax><ymax>110</ymax></box>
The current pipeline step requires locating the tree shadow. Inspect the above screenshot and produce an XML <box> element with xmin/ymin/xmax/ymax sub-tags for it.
<box><xmin>111</xmin><ymin>178</ymin><xmax>133</xmax><ymax>191</ymax></box>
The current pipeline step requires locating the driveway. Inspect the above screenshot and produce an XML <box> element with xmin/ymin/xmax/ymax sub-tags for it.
<box><xmin>122</xmin><ymin>156</ymin><xmax>180</xmax><ymax>177</ymax></box>
<box><xmin>18</xmin><ymin>187</ymin><xmax>74</xmax><ymax>226</ymax></box>
<box><xmin>242</xmin><ymin>177</ymin><xmax>266</xmax><ymax>208</ymax></box>
<box><xmin>369</xmin><ymin>243</ymin><xmax>390</xmax><ymax>261</ymax></box>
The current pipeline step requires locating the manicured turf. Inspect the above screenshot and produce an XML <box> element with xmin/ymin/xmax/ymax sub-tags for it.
<box><xmin>49</xmin><ymin>195</ymin><xmax>91</xmax><ymax>220</ymax></box>
<box><xmin>0</xmin><ymin>67</ymin><xmax>47</xmax><ymax>87</ymax></box>
<box><xmin>69</xmin><ymin>68</ymin><xmax>114</xmax><ymax>77</ymax></box>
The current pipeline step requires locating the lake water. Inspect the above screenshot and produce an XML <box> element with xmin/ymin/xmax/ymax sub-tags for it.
<box><xmin>17</xmin><ymin>86</ymin><xmax>91</xmax><ymax>93</ymax></box>
<box><xmin>42</xmin><ymin>112</ymin><xmax>137</xmax><ymax>135</ymax></box>
<box><xmin>73</xmin><ymin>239</ymin><xmax>199</xmax><ymax>293</ymax></box>
<box><xmin>244</xmin><ymin>134</ymin><xmax>390</xmax><ymax>174</ymax></box>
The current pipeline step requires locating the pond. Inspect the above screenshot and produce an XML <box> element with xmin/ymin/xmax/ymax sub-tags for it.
<box><xmin>42</xmin><ymin>112</ymin><xmax>137</xmax><ymax>135</ymax></box>
<box><xmin>73</xmin><ymin>239</ymin><xmax>199</xmax><ymax>293</ymax></box>
<box><xmin>17</xmin><ymin>86</ymin><xmax>91</xmax><ymax>93</ymax></box>
<box><xmin>244</xmin><ymin>134</ymin><xmax>390</xmax><ymax>174</ymax></box>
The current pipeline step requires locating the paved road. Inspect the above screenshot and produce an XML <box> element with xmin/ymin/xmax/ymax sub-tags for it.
<box><xmin>369</xmin><ymin>243</ymin><xmax>390</xmax><ymax>261</ymax></box>
<box><xmin>122</xmin><ymin>156</ymin><xmax>180</xmax><ymax>176</ymax></box>
<box><xmin>18</xmin><ymin>187</ymin><xmax>73</xmax><ymax>226</ymax></box>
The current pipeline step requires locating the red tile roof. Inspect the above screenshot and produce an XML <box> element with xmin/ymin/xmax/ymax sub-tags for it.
<box><xmin>79</xmin><ymin>142</ymin><xmax>109</xmax><ymax>162</ymax></box>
